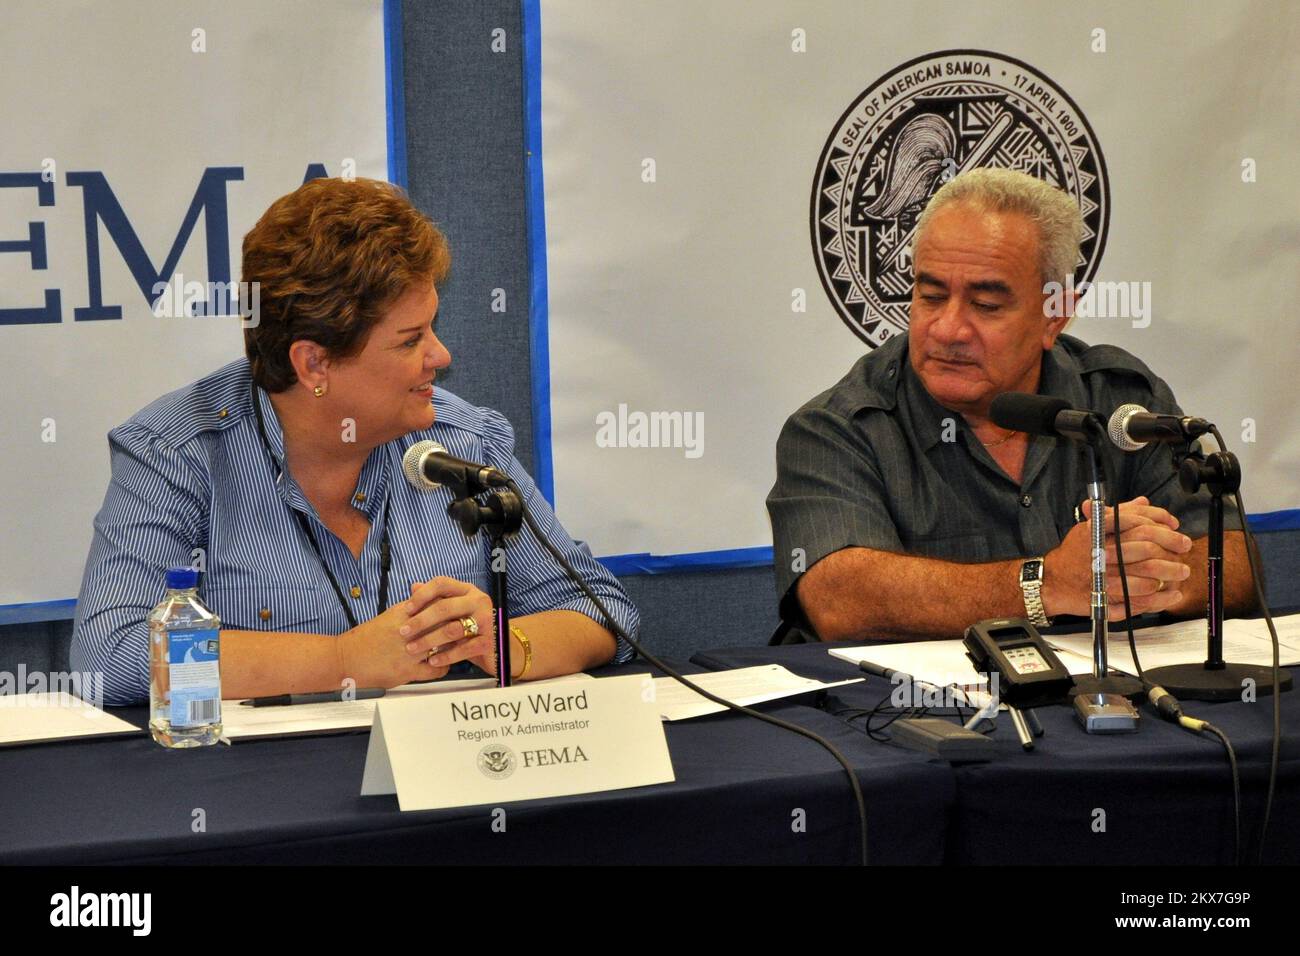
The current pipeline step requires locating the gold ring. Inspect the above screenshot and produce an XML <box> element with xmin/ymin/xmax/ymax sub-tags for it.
<box><xmin>426</xmin><ymin>647</ymin><xmax>439</xmax><ymax>663</ymax></box>
<box><xmin>1157</xmin><ymin>580</ymin><xmax>1167</xmax><ymax>592</ymax></box>
<box><xmin>461</xmin><ymin>616</ymin><xmax>480</xmax><ymax>638</ymax></box>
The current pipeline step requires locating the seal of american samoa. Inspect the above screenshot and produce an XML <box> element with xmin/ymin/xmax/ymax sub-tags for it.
<box><xmin>811</xmin><ymin>49</ymin><xmax>1109</xmax><ymax>346</ymax></box>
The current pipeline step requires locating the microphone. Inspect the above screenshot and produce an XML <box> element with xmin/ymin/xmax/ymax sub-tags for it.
<box><xmin>988</xmin><ymin>393</ymin><xmax>1101</xmax><ymax>443</ymax></box>
<box><xmin>401</xmin><ymin>440</ymin><xmax>511</xmax><ymax>495</ymax></box>
<box><xmin>1107</xmin><ymin>403</ymin><xmax>1213</xmax><ymax>452</ymax></box>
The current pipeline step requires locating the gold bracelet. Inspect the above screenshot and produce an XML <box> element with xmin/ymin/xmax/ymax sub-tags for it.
<box><xmin>510</xmin><ymin>624</ymin><xmax>533</xmax><ymax>680</ymax></box>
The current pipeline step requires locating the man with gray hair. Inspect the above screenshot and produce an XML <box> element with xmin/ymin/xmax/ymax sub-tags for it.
<box><xmin>768</xmin><ymin>167</ymin><xmax>1253</xmax><ymax>642</ymax></box>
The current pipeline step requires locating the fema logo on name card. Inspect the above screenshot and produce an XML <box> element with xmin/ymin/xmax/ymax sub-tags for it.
<box><xmin>811</xmin><ymin>49</ymin><xmax>1110</xmax><ymax>347</ymax></box>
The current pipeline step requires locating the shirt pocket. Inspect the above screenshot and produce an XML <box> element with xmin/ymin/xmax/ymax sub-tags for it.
<box><xmin>401</xmin><ymin>544</ymin><xmax>490</xmax><ymax>596</ymax></box>
<box><xmin>202</xmin><ymin>586</ymin><xmax>323</xmax><ymax>633</ymax></box>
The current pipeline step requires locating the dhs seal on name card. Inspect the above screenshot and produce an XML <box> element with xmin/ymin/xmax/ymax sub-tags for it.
<box><xmin>360</xmin><ymin>674</ymin><xmax>673</xmax><ymax>810</ymax></box>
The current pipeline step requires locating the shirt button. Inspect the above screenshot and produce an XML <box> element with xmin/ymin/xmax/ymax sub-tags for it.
<box><xmin>354</xmin><ymin>492</ymin><xmax>367</xmax><ymax>503</ymax></box>
<box><xmin>1020</xmin><ymin>494</ymin><xmax>1033</xmax><ymax>508</ymax></box>
<box><xmin>350</xmin><ymin>586</ymin><xmax>362</xmax><ymax>599</ymax></box>
<box><xmin>259</xmin><ymin>608</ymin><xmax>272</xmax><ymax>622</ymax></box>
<box><xmin>218</xmin><ymin>408</ymin><xmax>229</xmax><ymax>419</ymax></box>
<box><xmin>887</xmin><ymin>365</ymin><xmax>897</xmax><ymax>378</ymax></box>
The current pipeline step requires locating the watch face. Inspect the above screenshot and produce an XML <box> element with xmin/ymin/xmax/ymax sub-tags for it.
<box><xmin>1021</xmin><ymin>560</ymin><xmax>1043</xmax><ymax>586</ymax></box>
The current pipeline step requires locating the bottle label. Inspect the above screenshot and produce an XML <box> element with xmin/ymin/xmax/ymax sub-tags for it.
<box><xmin>168</xmin><ymin>628</ymin><xmax>221</xmax><ymax>728</ymax></box>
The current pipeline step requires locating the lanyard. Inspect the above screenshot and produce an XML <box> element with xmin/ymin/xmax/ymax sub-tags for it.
<box><xmin>250</xmin><ymin>381</ymin><xmax>392</xmax><ymax>629</ymax></box>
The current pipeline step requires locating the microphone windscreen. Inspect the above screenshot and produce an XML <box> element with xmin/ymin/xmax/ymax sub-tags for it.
<box><xmin>989</xmin><ymin>393</ymin><xmax>1070</xmax><ymax>437</ymax></box>
<box><xmin>402</xmin><ymin>439</ymin><xmax>447</xmax><ymax>490</ymax></box>
<box><xmin>1107</xmin><ymin>403</ymin><xmax>1147</xmax><ymax>451</ymax></box>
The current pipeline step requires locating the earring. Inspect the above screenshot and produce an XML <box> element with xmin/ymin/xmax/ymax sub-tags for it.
<box><xmin>313</xmin><ymin>385</ymin><xmax>326</xmax><ymax>398</ymax></box>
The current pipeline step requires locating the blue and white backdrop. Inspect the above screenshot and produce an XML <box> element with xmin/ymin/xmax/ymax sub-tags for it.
<box><xmin>1</xmin><ymin>0</ymin><xmax>392</xmax><ymax>606</ymax></box>
<box><xmin>531</xmin><ymin>0</ymin><xmax>1300</xmax><ymax>572</ymax></box>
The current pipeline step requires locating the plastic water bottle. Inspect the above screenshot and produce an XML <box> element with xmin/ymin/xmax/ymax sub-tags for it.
<box><xmin>149</xmin><ymin>567</ymin><xmax>222</xmax><ymax>747</ymax></box>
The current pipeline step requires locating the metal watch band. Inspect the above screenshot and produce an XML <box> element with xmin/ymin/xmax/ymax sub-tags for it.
<box><xmin>1020</xmin><ymin>557</ymin><xmax>1051</xmax><ymax>628</ymax></box>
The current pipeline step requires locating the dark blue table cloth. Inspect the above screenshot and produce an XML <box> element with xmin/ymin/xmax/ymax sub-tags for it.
<box><xmin>690</xmin><ymin>641</ymin><xmax>1300</xmax><ymax>864</ymax></box>
<box><xmin>0</xmin><ymin>662</ymin><xmax>952</xmax><ymax>865</ymax></box>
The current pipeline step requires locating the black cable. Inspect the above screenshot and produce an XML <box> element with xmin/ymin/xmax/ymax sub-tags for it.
<box><xmin>828</xmin><ymin>706</ymin><xmax>875</xmax><ymax>723</ymax></box>
<box><xmin>510</xmin><ymin>483</ymin><xmax>871</xmax><ymax>866</ymax></box>
<box><xmin>1202</xmin><ymin>722</ymin><xmax>1243</xmax><ymax>866</ymax></box>
<box><xmin>951</xmin><ymin>693</ymin><xmax>972</xmax><ymax>727</ymax></box>
<box><xmin>1148</xmin><ymin>686</ymin><xmax>1243</xmax><ymax>865</ymax></box>
<box><xmin>848</xmin><ymin>686</ymin><xmax>915</xmax><ymax>742</ymax></box>
<box><xmin>870</xmin><ymin>700</ymin><xmax>928</xmax><ymax>739</ymax></box>
<box><xmin>1097</xmin><ymin>445</ymin><xmax>1144</xmax><ymax>681</ymax></box>
<box><xmin>840</xmin><ymin>682</ymin><xmax>978</xmax><ymax>742</ymax></box>
<box><xmin>1104</xmin><ymin>444</ymin><xmax>1243</xmax><ymax>864</ymax></box>
<box><xmin>1210</xmin><ymin>425</ymin><xmax>1283</xmax><ymax>865</ymax></box>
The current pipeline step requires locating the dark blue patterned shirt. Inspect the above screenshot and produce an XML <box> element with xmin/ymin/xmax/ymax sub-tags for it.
<box><xmin>767</xmin><ymin>333</ymin><xmax>1239</xmax><ymax>632</ymax></box>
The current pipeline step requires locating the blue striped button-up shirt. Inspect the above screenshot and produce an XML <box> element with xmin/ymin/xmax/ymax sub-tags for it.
<box><xmin>71</xmin><ymin>357</ymin><xmax>638</xmax><ymax>705</ymax></box>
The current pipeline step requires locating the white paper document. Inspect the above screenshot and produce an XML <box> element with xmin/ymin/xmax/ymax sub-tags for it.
<box><xmin>651</xmin><ymin>665</ymin><xmax>863</xmax><ymax>721</ymax></box>
<box><xmin>829</xmin><ymin>638</ymin><xmax>1097</xmax><ymax>710</ymax></box>
<box><xmin>1047</xmin><ymin>614</ymin><xmax>1300</xmax><ymax>676</ymax></box>
<box><xmin>0</xmin><ymin>692</ymin><xmax>142</xmax><ymax>747</ymax></box>
<box><xmin>831</xmin><ymin>638</ymin><xmax>1096</xmax><ymax>681</ymax></box>
<box><xmin>1225</xmin><ymin>614</ymin><xmax>1300</xmax><ymax>652</ymax></box>
<box><xmin>221</xmin><ymin>674</ymin><xmax>593</xmax><ymax>741</ymax></box>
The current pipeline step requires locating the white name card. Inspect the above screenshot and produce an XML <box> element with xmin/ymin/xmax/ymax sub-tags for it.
<box><xmin>360</xmin><ymin>673</ymin><xmax>674</xmax><ymax>810</ymax></box>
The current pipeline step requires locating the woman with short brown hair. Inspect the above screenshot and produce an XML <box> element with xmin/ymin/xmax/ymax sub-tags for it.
<box><xmin>72</xmin><ymin>177</ymin><xmax>637</xmax><ymax>705</ymax></box>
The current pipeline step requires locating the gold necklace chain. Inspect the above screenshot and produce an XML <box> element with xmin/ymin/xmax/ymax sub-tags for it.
<box><xmin>979</xmin><ymin>428</ymin><xmax>1019</xmax><ymax>448</ymax></box>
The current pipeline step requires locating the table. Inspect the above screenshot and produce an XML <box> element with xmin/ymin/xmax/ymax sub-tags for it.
<box><xmin>690</xmin><ymin>642</ymin><xmax>1300</xmax><ymax>864</ymax></box>
<box><xmin>0</xmin><ymin>662</ymin><xmax>952</xmax><ymax>865</ymax></box>
<box><xmin>7</xmin><ymin>641</ymin><xmax>1294</xmax><ymax>866</ymax></box>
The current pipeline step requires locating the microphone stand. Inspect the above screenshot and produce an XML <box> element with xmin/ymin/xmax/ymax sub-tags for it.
<box><xmin>1068</xmin><ymin>424</ymin><xmax>1144</xmax><ymax>732</ymax></box>
<box><xmin>1142</xmin><ymin>448</ymin><xmax>1292</xmax><ymax>701</ymax></box>
<box><xmin>1087</xmin><ymin>442</ymin><xmax>1112</xmax><ymax>678</ymax></box>
<box><xmin>447</xmin><ymin>488</ymin><xmax>524</xmax><ymax>688</ymax></box>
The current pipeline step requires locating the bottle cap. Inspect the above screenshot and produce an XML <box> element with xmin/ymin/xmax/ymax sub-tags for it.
<box><xmin>165</xmin><ymin>567</ymin><xmax>199</xmax><ymax>590</ymax></box>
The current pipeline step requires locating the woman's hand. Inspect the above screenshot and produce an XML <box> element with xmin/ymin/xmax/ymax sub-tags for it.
<box><xmin>399</xmin><ymin>577</ymin><xmax>498</xmax><ymax>675</ymax></box>
<box><xmin>335</xmin><ymin>574</ymin><xmax>483</xmax><ymax>686</ymax></box>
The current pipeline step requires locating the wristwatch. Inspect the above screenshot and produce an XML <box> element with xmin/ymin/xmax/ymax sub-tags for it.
<box><xmin>1019</xmin><ymin>557</ymin><xmax>1052</xmax><ymax>628</ymax></box>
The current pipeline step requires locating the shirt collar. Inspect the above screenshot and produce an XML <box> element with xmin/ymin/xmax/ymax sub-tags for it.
<box><xmin>903</xmin><ymin>359</ymin><xmax>952</xmax><ymax>452</ymax></box>
<box><xmin>1038</xmin><ymin>336</ymin><xmax>1093</xmax><ymax>410</ymax></box>
<box><xmin>827</xmin><ymin>332</ymin><xmax>909</xmax><ymax>420</ymax></box>
<box><xmin>902</xmin><ymin>337</ymin><xmax>1093</xmax><ymax>453</ymax></box>
<box><xmin>353</xmin><ymin>453</ymin><xmax>390</xmax><ymax>521</ymax></box>
<box><xmin>253</xmin><ymin>384</ymin><xmax>288</xmax><ymax>479</ymax></box>
<box><xmin>251</xmin><ymin>384</ymin><xmax>389</xmax><ymax>520</ymax></box>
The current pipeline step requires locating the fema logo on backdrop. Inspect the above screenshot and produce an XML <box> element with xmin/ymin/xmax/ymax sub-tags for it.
<box><xmin>811</xmin><ymin>49</ymin><xmax>1110</xmax><ymax>347</ymax></box>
